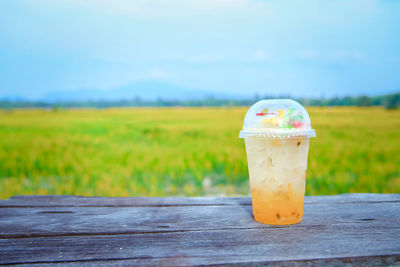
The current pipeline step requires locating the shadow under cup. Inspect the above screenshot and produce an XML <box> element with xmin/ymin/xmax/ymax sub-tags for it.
<box><xmin>244</xmin><ymin>137</ymin><xmax>310</xmax><ymax>225</ymax></box>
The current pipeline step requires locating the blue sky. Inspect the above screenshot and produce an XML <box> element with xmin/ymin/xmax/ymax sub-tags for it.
<box><xmin>0</xmin><ymin>0</ymin><xmax>400</xmax><ymax>100</ymax></box>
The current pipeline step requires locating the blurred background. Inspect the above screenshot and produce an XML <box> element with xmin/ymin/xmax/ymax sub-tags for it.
<box><xmin>0</xmin><ymin>0</ymin><xmax>399</xmax><ymax>198</ymax></box>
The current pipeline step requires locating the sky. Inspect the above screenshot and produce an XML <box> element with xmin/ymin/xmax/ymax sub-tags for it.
<box><xmin>0</xmin><ymin>0</ymin><xmax>400</xmax><ymax>100</ymax></box>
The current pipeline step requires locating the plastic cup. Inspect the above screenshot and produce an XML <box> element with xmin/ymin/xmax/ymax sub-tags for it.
<box><xmin>239</xmin><ymin>99</ymin><xmax>316</xmax><ymax>225</ymax></box>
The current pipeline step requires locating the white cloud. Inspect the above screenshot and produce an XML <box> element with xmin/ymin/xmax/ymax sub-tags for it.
<box><xmin>190</xmin><ymin>54</ymin><xmax>225</xmax><ymax>64</ymax></box>
<box><xmin>252</xmin><ymin>50</ymin><xmax>270</xmax><ymax>62</ymax></box>
<box><xmin>188</xmin><ymin>50</ymin><xmax>273</xmax><ymax>64</ymax></box>
<box><xmin>49</xmin><ymin>0</ymin><xmax>265</xmax><ymax>19</ymax></box>
<box><xmin>330</xmin><ymin>51</ymin><xmax>365</xmax><ymax>62</ymax></box>
<box><xmin>148</xmin><ymin>68</ymin><xmax>168</xmax><ymax>79</ymax></box>
<box><xmin>297</xmin><ymin>50</ymin><xmax>365</xmax><ymax>63</ymax></box>
<box><xmin>297</xmin><ymin>50</ymin><xmax>320</xmax><ymax>60</ymax></box>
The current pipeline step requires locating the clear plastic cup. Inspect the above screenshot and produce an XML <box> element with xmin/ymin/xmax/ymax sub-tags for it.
<box><xmin>239</xmin><ymin>99</ymin><xmax>316</xmax><ymax>225</ymax></box>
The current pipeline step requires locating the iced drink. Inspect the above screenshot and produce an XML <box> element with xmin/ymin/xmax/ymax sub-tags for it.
<box><xmin>245</xmin><ymin>137</ymin><xmax>309</xmax><ymax>225</ymax></box>
<box><xmin>239</xmin><ymin>99</ymin><xmax>315</xmax><ymax>225</ymax></box>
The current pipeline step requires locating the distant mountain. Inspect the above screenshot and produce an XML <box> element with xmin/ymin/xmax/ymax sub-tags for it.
<box><xmin>43</xmin><ymin>81</ymin><xmax>234</xmax><ymax>101</ymax></box>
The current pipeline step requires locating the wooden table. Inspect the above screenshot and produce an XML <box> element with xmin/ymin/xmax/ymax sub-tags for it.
<box><xmin>0</xmin><ymin>194</ymin><xmax>399</xmax><ymax>266</ymax></box>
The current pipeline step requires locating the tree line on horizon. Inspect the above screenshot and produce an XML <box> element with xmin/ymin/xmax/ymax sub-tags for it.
<box><xmin>0</xmin><ymin>92</ymin><xmax>399</xmax><ymax>109</ymax></box>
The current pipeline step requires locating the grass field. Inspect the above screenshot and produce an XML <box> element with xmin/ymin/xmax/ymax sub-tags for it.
<box><xmin>0</xmin><ymin>107</ymin><xmax>399</xmax><ymax>198</ymax></box>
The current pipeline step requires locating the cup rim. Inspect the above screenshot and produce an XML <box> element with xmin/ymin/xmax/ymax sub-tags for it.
<box><xmin>239</xmin><ymin>128</ymin><xmax>316</xmax><ymax>139</ymax></box>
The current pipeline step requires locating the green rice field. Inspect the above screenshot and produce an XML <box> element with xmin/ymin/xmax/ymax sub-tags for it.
<box><xmin>0</xmin><ymin>106</ymin><xmax>399</xmax><ymax>198</ymax></box>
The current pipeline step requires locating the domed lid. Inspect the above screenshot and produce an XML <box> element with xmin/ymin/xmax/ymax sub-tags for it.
<box><xmin>239</xmin><ymin>99</ymin><xmax>316</xmax><ymax>139</ymax></box>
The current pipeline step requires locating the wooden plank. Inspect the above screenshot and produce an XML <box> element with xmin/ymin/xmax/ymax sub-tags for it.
<box><xmin>0</xmin><ymin>194</ymin><xmax>399</xmax><ymax>266</ymax></box>
<box><xmin>0</xmin><ymin>196</ymin><xmax>250</xmax><ymax>207</ymax></box>
<box><xmin>1</xmin><ymin>225</ymin><xmax>400</xmax><ymax>266</ymax></box>
<box><xmin>1</xmin><ymin>193</ymin><xmax>399</xmax><ymax>207</ymax></box>
<box><xmin>0</xmin><ymin>201</ymin><xmax>399</xmax><ymax>238</ymax></box>
<box><xmin>17</xmin><ymin>255</ymin><xmax>400</xmax><ymax>267</ymax></box>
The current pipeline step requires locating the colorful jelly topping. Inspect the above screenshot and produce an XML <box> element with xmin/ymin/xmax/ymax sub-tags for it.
<box><xmin>257</xmin><ymin>107</ymin><xmax>305</xmax><ymax>129</ymax></box>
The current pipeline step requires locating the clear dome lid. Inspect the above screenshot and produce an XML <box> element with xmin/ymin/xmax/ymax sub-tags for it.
<box><xmin>239</xmin><ymin>99</ymin><xmax>316</xmax><ymax>139</ymax></box>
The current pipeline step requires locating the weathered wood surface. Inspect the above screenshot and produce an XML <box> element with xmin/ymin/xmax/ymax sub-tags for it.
<box><xmin>0</xmin><ymin>194</ymin><xmax>399</xmax><ymax>266</ymax></box>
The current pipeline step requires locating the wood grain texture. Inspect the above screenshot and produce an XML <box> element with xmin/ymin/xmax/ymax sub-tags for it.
<box><xmin>2</xmin><ymin>193</ymin><xmax>399</xmax><ymax>207</ymax></box>
<box><xmin>0</xmin><ymin>194</ymin><xmax>399</xmax><ymax>266</ymax></box>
